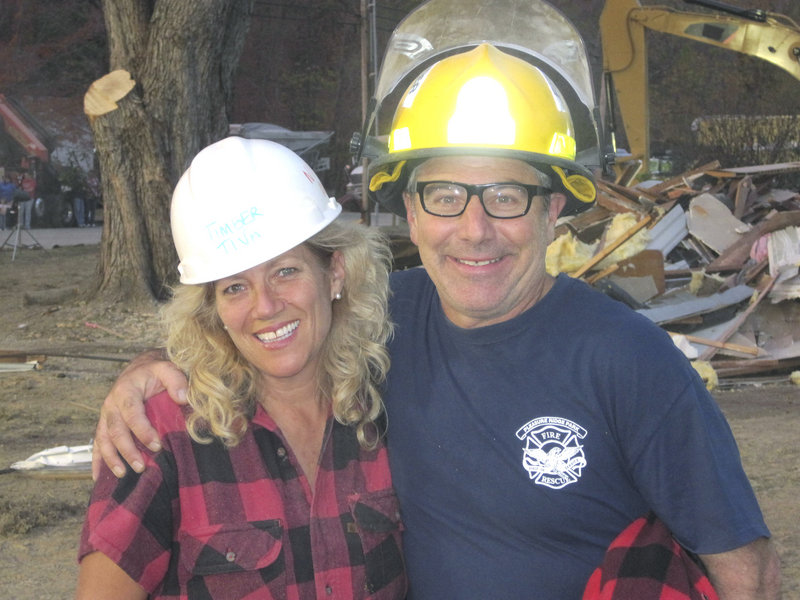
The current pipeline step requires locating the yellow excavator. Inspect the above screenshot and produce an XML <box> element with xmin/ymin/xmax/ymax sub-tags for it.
<box><xmin>600</xmin><ymin>0</ymin><xmax>800</xmax><ymax>177</ymax></box>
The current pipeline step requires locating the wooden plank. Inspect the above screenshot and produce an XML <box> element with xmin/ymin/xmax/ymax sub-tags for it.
<box><xmin>0</xmin><ymin>350</ymin><xmax>46</xmax><ymax>364</ymax></box>
<box><xmin>645</xmin><ymin>161</ymin><xmax>721</xmax><ymax>195</ymax></box>
<box><xmin>557</xmin><ymin>205</ymin><xmax>612</xmax><ymax>240</ymax></box>
<box><xmin>704</xmin><ymin>170</ymin><xmax>740</xmax><ymax>179</ymax></box>
<box><xmin>668</xmin><ymin>332</ymin><xmax>759</xmax><ymax>356</ymax></box>
<box><xmin>698</xmin><ymin>275</ymin><xmax>777</xmax><ymax>361</ymax></box>
<box><xmin>712</xmin><ymin>356</ymin><xmax>800</xmax><ymax>378</ymax></box>
<box><xmin>600</xmin><ymin>178</ymin><xmax>659</xmax><ymax>201</ymax></box>
<box><xmin>715</xmin><ymin>161</ymin><xmax>800</xmax><ymax>177</ymax></box>
<box><xmin>733</xmin><ymin>176</ymin><xmax>754</xmax><ymax>219</ymax></box>
<box><xmin>596</xmin><ymin>189</ymin><xmax>648</xmax><ymax>214</ymax></box>
<box><xmin>586</xmin><ymin>263</ymin><xmax>619</xmax><ymax>285</ymax></box>
<box><xmin>720</xmin><ymin>258</ymin><xmax>768</xmax><ymax>291</ymax></box>
<box><xmin>572</xmin><ymin>214</ymin><xmax>654</xmax><ymax>278</ymax></box>
<box><xmin>613</xmin><ymin>161</ymin><xmax>642</xmax><ymax>186</ymax></box>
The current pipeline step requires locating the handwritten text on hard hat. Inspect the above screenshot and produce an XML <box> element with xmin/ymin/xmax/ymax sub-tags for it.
<box><xmin>204</xmin><ymin>207</ymin><xmax>264</xmax><ymax>255</ymax></box>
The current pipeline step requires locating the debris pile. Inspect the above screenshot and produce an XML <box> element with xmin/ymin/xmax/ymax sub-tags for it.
<box><xmin>548</xmin><ymin>160</ymin><xmax>800</xmax><ymax>386</ymax></box>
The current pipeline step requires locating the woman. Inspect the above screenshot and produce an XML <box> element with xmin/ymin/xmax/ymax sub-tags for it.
<box><xmin>77</xmin><ymin>137</ymin><xmax>406</xmax><ymax>599</ymax></box>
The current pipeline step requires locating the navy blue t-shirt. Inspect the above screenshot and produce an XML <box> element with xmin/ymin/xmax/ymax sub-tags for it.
<box><xmin>385</xmin><ymin>269</ymin><xmax>768</xmax><ymax>599</ymax></box>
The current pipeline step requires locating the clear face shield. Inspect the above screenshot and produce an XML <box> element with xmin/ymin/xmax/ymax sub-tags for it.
<box><xmin>353</xmin><ymin>0</ymin><xmax>603</xmax><ymax>173</ymax></box>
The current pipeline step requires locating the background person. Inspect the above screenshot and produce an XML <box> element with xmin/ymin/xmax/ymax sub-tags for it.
<box><xmin>73</xmin><ymin>194</ymin><xmax>86</xmax><ymax>227</ymax></box>
<box><xmin>77</xmin><ymin>137</ymin><xmax>406</xmax><ymax>599</ymax></box>
<box><xmin>84</xmin><ymin>170</ymin><xmax>100</xmax><ymax>226</ymax></box>
<box><xmin>92</xmin><ymin>45</ymin><xmax>780</xmax><ymax>598</ymax></box>
<box><xmin>0</xmin><ymin>174</ymin><xmax>16</xmax><ymax>230</ymax></box>
<box><xmin>18</xmin><ymin>171</ymin><xmax>35</xmax><ymax>229</ymax></box>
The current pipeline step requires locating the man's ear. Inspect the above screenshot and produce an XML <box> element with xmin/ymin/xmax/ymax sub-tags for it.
<box><xmin>403</xmin><ymin>192</ymin><xmax>419</xmax><ymax>245</ymax></box>
<box><xmin>547</xmin><ymin>193</ymin><xmax>567</xmax><ymax>225</ymax></box>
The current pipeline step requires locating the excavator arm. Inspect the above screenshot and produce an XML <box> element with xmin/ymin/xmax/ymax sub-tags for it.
<box><xmin>600</xmin><ymin>0</ymin><xmax>800</xmax><ymax>170</ymax></box>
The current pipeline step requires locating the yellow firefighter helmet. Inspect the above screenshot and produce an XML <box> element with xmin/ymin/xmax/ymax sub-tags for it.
<box><xmin>368</xmin><ymin>44</ymin><xmax>596</xmax><ymax>216</ymax></box>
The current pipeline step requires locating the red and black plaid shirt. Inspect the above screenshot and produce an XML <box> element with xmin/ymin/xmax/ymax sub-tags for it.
<box><xmin>80</xmin><ymin>391</ymin><xmax>407</xmax><ymax>599</ymax></box>
<box><xmin>583</xmin><ymin>512</ymin><xmax>719</xmax><ymax>600</ymax></box>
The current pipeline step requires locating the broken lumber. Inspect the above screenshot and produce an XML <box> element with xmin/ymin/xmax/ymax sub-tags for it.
<box><xmin>573</xmin><ymin>214</ymin><xmax>654</xmax><ymax>278</ymax></box>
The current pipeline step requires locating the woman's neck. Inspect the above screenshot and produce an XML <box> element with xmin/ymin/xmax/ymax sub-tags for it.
<box><xmin>257</xmin><ymin>379</ymin><xmax>330</xmax><ymax>490</ymax></box>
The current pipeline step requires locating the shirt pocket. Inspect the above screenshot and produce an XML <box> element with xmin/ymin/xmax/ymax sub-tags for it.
<box><xmin>349</xmin><ymin>489</ymin><xmax>407</xmax><ymax>598</ymax></box>
<box><xmin>177</xmin><ymin>519</ymin><xmax>286</xmax><ymax>595</ymax></box>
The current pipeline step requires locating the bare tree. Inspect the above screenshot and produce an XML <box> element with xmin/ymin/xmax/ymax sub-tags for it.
<box><xmin>84</xmin><ymin>1</ymin><xmax>254</xmax><ymax>306</ymax></box>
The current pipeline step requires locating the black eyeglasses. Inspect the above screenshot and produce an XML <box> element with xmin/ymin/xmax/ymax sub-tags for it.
<box><xmin>416</xmin><ymin>181</ymin><xmax>550</xmax><ymax>218</ymax></box>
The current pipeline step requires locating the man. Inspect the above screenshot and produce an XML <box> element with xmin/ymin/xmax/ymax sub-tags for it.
<box><xmin>94</xmin><ymin>45</ymin><xmax>780</xmax><ymax>598</ymax></box>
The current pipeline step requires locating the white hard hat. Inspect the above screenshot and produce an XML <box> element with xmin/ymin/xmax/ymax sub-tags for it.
<box><xmin>171</xmin><ymin>136</ymin><xmax>342</xmax><ymax>284</ymax></box>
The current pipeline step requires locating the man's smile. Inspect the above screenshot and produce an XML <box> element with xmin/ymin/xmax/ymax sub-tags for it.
<box><xmin>453</xmin><ymin>257</ymin><xmax>503</xmax><ymax>267</ymax></box>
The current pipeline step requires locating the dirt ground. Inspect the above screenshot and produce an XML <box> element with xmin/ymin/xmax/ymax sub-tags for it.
<box><xmin>0</xmin><ymin>243</ymin><xmax>798</xmax><ymax>598</ymax></box>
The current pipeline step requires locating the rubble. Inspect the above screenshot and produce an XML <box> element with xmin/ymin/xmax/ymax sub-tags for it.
<box><xmin>548</xmin><ymin>160</ymin><xmax>800</xmax><ymax>384</ymax></box>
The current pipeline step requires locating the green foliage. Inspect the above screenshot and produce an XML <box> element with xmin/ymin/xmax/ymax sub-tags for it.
<box><xmin>57</xmin><ymin>164</ymin><xmax>85</xmax><ymax>190</ymax></box>
<box><xmin>280</xmin><ymin>65</ymin><xmax>338</xmax><ymax>131</ymax></box>
<box><xmin>693</xmin><ymin>114</ymin><xmax>800</xmax><ymax>168</ymax></box>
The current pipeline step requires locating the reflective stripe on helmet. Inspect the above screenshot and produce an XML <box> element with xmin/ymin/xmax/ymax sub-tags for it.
<box><xmin>552</xmin><ymin>166</ymin><xmax>596</xmax><ymax>205</ymax></box>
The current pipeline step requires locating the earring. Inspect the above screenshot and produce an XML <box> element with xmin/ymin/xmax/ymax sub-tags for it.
<box><xmin>334</xmin><ymin>292</ymin><xmax>342</xmax><ymax>301</ymax></box>
<box><xmin>223</xmin><ymin>325</ymin><xmax>228</xmax><ymax>330</ymax></box>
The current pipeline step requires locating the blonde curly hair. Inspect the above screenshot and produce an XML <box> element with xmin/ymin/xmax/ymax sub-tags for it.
<box><xmin>162</xmin><ymin>220</ymin><xmax>393</xmax><ymax>449</ymax></box>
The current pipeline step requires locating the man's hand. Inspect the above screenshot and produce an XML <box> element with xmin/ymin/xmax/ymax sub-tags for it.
<box><xmin>92</xmin><ymin>350</ymin><xmax>188</xmax><ymax>480</ymax></box>
<box><xmin>700</xmin><ymin>537</ymin><xmax>781</xmax><ymax>599</ymax></box>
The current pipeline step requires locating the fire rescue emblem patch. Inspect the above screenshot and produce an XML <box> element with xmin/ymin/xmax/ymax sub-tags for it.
<box><xmin>515</xmin><ymin>416</ymin><xmax>587</xmax><ymax>489</ymax></box>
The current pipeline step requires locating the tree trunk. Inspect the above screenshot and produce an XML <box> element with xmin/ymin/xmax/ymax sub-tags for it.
<box><xmin>85</xmin><ymin>0</ymin><xmax>253</xmax><ymax>306</ymax></box>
